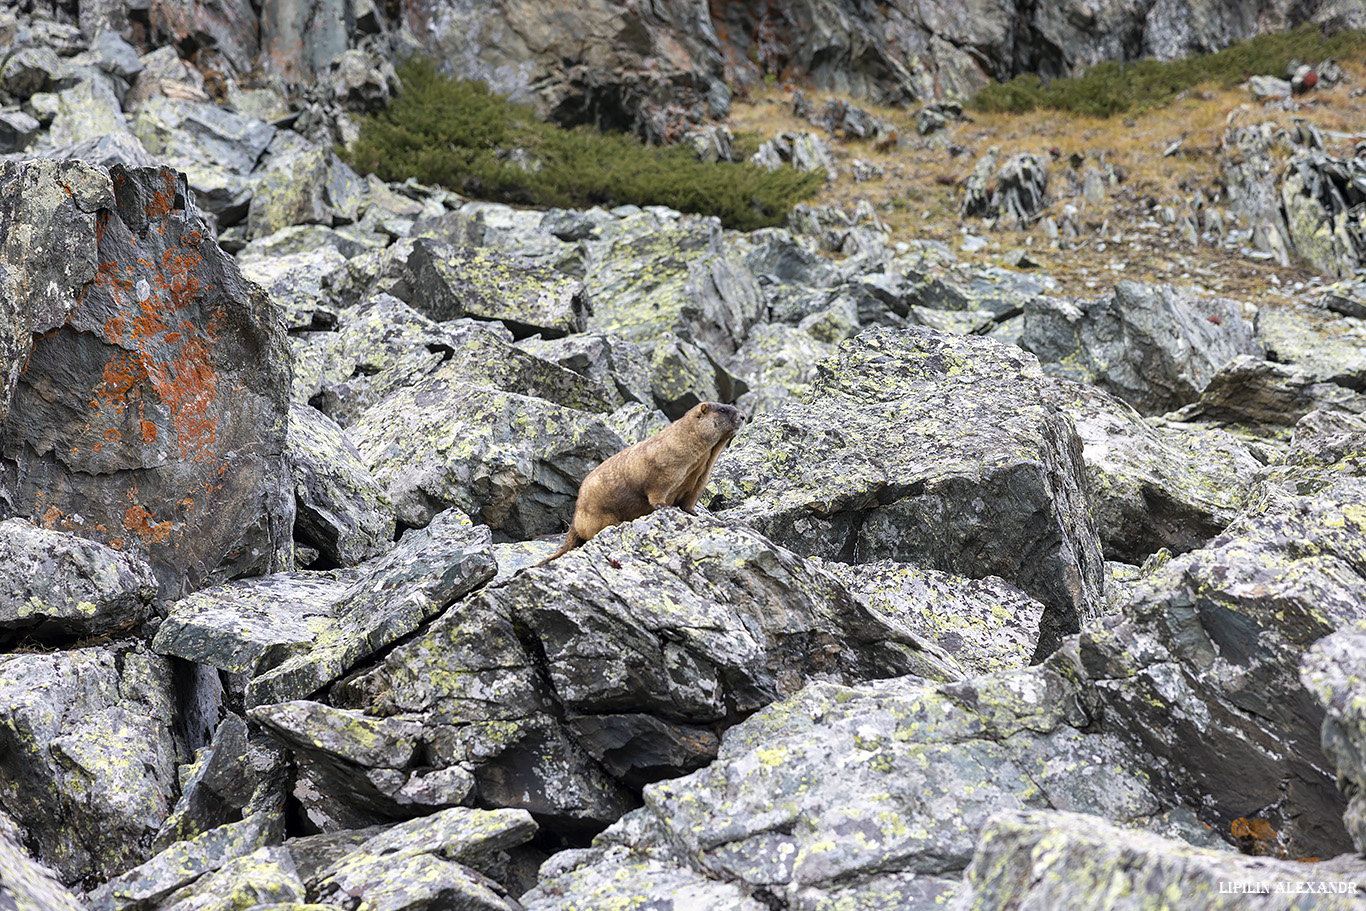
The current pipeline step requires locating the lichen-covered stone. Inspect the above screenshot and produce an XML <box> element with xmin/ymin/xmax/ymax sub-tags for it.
<box><xmin>347</xmin><ymin>375</ymin><xmax>624</xmax><ymax>535</ymax></box>
<box><xmin>523</xmin><ymin>846</ymin><xmax>766</xmax><ymax>911</ymax></box>
<box><xmin>1170</xmin><ymin>355</ymin><xmax>1366</xmax><ymax>431</ymax></box>
<box><xmin>1020</xmin><ymin>282</ymin><xmax>1263</xmax><ymax>414</ymax></box>
<box><xmin>36</xmin><ymin>78</ymin><xmax>128</xmax><ymax>149</ymax></box>
<box><xmin>237</xmin><ymin>246</ymin><xmax>345</xmax><ymax>332</ymax></box>
<box><xmin>1040</xmin><ymin>377</ymin><xmax>1263</xmax><ymax>564</ymax></box>
<box><xmin>1301</xmin><ymin>621</ymin><xmax>1366</xmax><ymax>854</ymax></box>
<box><xmin>517</xmin><ymin>332</ymin><xmax>654</xmax><ymax>409</ymax></box>
<box><xmin>0</xmin><ymin>642</ymin><xmax>182</xmax><ymax>886</ymax></box>
<box><xmin>950</xmin><ymin>809</ymin><xmax>1366</xmax><ymax>911</ymax></box>
<box><xmin>286</xmin><ymin>402</ymin><xmax>396</xmax><ymax>566</ymax></box>
<box><xmin>710</xmin><ymin>327</ymin><xmax>1103</xmax><ymax>659</ymax></box>
<box><xmin>0</xmin><ymin>820</ymin><xmax>87</xmax><ymax>911</ymax></box>
<box><xmin>156</xmin><ymin>845</ymin><xmax>304</xmax><ymax>911</ymax></box>
<box><xmin>1257</xmin><ymin>301</ymin><xmax>1366</xmax><ymax>391</ymax></box>
<box><xmin>816</xmin><ymin>558</ymin><xmax>1045</xmax><ymax>675</ymax></box>
<box><xmin>332</xmin><ymin>511</ymin><xmax>960</xmax><ymax>832</ymax></box>
<box><xmin>311</xmin><ymin>807</ymin><xmax>534</xmax><ymax>910</ymax></box>
<box><xmin>1073</xmin><ymin>475</ymin><xmax>1366</xmax><ymax>858</ymax></box>
<box><xmin>0</xmin><ymin>162</ymin><xmax>294</xmax><ymax>600</ymax></box>
<box><xmin>528</xmin><ymin>668</ymin><xmax>1184</xmax><ymax>910</ymax></box>
<box><xmin>726</xmin><ymin>322</ymin><xmax>838</xmax><ymax>415</ymax></box>
<box><xmin>247</xmin><ymin>137</ymin><xmax>362</xmax><ymax>239</ymax></box>
<box><xmin>584</xmin><ymin>215</ymin><xmax>762</xmax><ymax>358</ymax></box>
<box><xmin>403</xmin><ymin>237</ymin><xmax>589</xmax><ymax>338</ymax></box>
<box><xmin>0</xmin><ymin>516</ymin><xmax>158</xmax><ymax>643</ymax></box>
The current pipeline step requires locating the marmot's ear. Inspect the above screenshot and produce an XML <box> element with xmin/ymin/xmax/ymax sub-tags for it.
<box><xmin>698</xmin><ymin>402</ymin><xmax>710</xmax><ymax>414</ymax></box>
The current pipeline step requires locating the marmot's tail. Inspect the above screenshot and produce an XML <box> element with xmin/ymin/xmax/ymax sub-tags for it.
<box><xmin>534</xmin><ymin>527</ymin><xmax>585</xmax><ymax>567</ymax></box>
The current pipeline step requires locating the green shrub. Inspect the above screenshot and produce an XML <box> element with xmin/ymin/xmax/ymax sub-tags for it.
<box><xmin>344</xmin><ymin>59</ymin><xmax>825</xmax><ymax>231</ymax></box>
<box><xmin>973</xmin><ymin>26</ymin><xmax>1366</xmax><ymax>116</ymax></box>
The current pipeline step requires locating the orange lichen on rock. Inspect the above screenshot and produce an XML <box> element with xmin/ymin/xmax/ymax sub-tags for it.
<box><xmin>123</xmin><ymin>503</ymin><xmax>173</xmax><ymax>545</ymax></box>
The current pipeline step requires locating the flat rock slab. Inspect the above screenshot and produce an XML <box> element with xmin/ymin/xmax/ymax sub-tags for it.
<box><xmin>1171</xmin><ymin>355</ymin><xmax>1366</xmax><ymax>430</ymax></box>
<box><xmin>0</xmin><ymin>161</ymin><xmax>294</xmax><ymax>599</ymax></box>
<box><xmin>816</xmin><ymin>558</ymin><xmax>1045</xmax><ymax>675</ymax></box>
<box><xmin>348</xmin><ymin>373</ymin><xmax>625</xmax><ymax>535</ymax></box>
<box><xmin>1258</xmin><ymin>302</ymin><xmax>1366</xmax><ymax>391</ymax></box>
<box><xmin>154</xmin><ymin>509</ymin><xmax>495</xmax><ymax>706</ymax></box>
<box><xmin>0</xmin><ymin>516</ymin><xmax>158</xmax><ymax>643</ymax></box>
<box><xmin>405</xmin><ymin>237</ymin><xmax>589</xmax><ymax>338</ymax></box>
<box><xmin>0</xmin><ymin>642</ymin><xmax>182</xmax><ymax>885</ymax></box>
<box><xmin>710</xmin><ymin>327</ymin><xmax>1103</xmax><ymax>659</ymax></box>
<box><xmin>953</xmin><ymin>809</ymin><xmax>1366</xmax><ymax>911</ymax></box>
<box><xmin>1020</xmin><ymin>281</ymin><xmax>1263</xmax><ymax>414</ymax></box>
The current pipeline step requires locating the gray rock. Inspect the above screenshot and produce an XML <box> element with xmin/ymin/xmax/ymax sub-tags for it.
<box><xmin>91</xmin><ymin>31</ymin><xmax>144</xmax><ymax>80</ymax></box>
<box><xmin>155</xmin><ymin>845</ymin><xmax>303</xmax><ymax>911</ymax></box>
<box><xmin>710</xmin><ymin>328</ymin><xmax>1103</xmax><ymax>660</ymax></box>
<box><xmin>36</xmin><ymin>78</ymin><xmax>129</xmax><ymax>149</ymax></box>
<box><xmin>286</xmin><ymin>402</ymin><xmax>396</xmax><ymax>566</ymax></box>
<box><xmin>751</xmin><ymin>131</ymin><xmax>838</xmax><ymax>180</ymax></box>
<box><xmin>1302</xmin><ymin>621</ymin><xmax>1366</xmax><ymax>853</ymax></box>
<box><xmin>1246</xmin><ymin>73</ymin><xmax>1294</xmax><ymax>99</ymax></box>
<box><xmin>584</xmin><ymin>216</ymin><xmax>763</xmax><ymax>358</ymax></box>
<box><xmin>1073</xmin><ymin>475</ymin><xmax>1366</xmax><ymax>857</ymax></box>
<box><xmin>0</xmin><ymin>823</ymin><xmax>87</xmax><ymax>911</ymax></box>
<box><xmin>1039</xmin><ymin>378</ymin><xmax>1263</xmax><ymax>564</ymax></box>
<box><xmin>320</xmin><ymin>47</ymin><xmax>399</xmax><ymax>114</ymax></box>
<box><xmin>248</xmin><ymin>136</ymin><xmax>364</xmax><ymax>239</ymax></box>
<box><xmin>89</xmin><ymin>813</ymin><xmax>276</xmax><ymax>911</ymax></box>
<box><xmin>1169</xmin><ymin>354</ymin><xmax>1366</xmax><ymax>429</ymax></box>
<box><xmin>260</xmin><ymin>0</ymin><xmax>350</xmax><ymax>86</ymax></box>
<box><xmin>1280</xmin><ymin>149</ymin><xmax>1366</xmax><ymax>279</ymax></box>
<box><xmin>147</xmin><ymin>0</ymin><xmax>258</xmax><ymax>82</ymax></box>
<box><xmin>123</xmin><ymin>47</ymin><xmax>209</xmax><ymax>111</ymax></box>
<box><xmin>725</xmin><ymin>322</ymin><xmax>838</xmax><ymax>415</ymax></box>
<box><xmin>152</xmin><ymin>714</ymin><xmax>286</xmax><ymax>853</ymax></box>
<box><xmin>950</xmin><ymin>809</ymin><xmax>1366</xmax><ymax>911</ymax></box>
<box><xmin>20</xmin><ymin>131</ymin><xmax>157</xmax><ymax>169</ymax></box>
<box><xmin>0</xmin><ymin>517</ymin><xmax>158</xmax><ymax>643</ymax></box>
<box><xmin>0</xmin><ymin>642</ymin><xmax>182</xmax><ymax>885</ymax></box>
<box><xmin>1021</xmin><ymin>282</ymin><xmax>1263</xmax><ymax>414</ymax></box>
<box><xmin>0</xmin><ymin>161</ymin><xmax>294</xmax><ymax>601</ymax></box>
<box><xmin>1</xmin><ymin>46</ymin><xmax>64</xmax><ymax>100</ymax></box>
<box><xmin>816</xmin><ymin>559</ymin><xmax>1045</xmax><ymax>675</ymax></box>
<box><xmin>331</xmin><ymin>510</ymin><xmax>959</xmax><ymax>832</ymax></box>
<box><xmin>1257</xmin><ymin>301</ymin><xmax>1366</xmax><ymax>390</ymax></box>
<box><xmin>312</xmin><ymin>807</ymin><xmax>536</xmax><ymax>910</ymax></box>
<box><xmin>960</xmin><ymin>147</ymin><xmax>998</xmax><ymax>218</ymax></box>
<box><xmin>527</xmin><ymin>666</ymin><xmax>1182</xmax><ymax>910</ymax></box>
<box><xmin>238</xmin><ymin>246</ymin><xmax>346</xmax><ymax>331</ymax></box>
<box><xmin>0</xmin><ymin>110</ymin><xmax>40</xmax><ymax>154</ymax></box>
<box><xmin>993</xmin><ymin>153</ymin><xmax>1048</xmax><ymax>227</ymax></box>
<box><xmin>401</xmin><ymin>237</ymin><xmax>589</xmax><ymax>338</ymax></box>
<box><xmin>347</xmin><ymin>376</ymin><xmax>625</xmax><ymax>535</ymax></box>
<box><xmin>155</xmin><ymin>509</ymin><xmax>495</xmax><ymax>707</ymax></box>
<box><xmin>516</xmin><ymin>332</ymin><xmax>654</xmax><ymax>409</ymax></box>
<box><xmin>525</xmin><ymin>847</ymin><xmax>766</xmax><ymax>911</ymax></box>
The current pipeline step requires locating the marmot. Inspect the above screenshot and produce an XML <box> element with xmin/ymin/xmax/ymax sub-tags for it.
<box><xmin>537</xmin><ymin>402</ymin><xmax>746</xmax><ymax>565</ymax></box>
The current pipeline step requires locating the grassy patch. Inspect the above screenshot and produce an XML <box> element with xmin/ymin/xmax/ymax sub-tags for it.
<box><xmin>344</xmin><ymin>59</ymin><xmax>824</xmax><ymax>231</ymax></box>
<box><xmin>973</xmin><ymin>26</ymin><xmax>1366</xmax><ymax>117</ymax></box>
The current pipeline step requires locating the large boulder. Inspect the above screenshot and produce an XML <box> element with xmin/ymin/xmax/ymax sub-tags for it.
<box><xmin>0</xmin><ymin>643</ymin><xmax>185</xmax><ymax>886</ymax></box>
<box><xmin>1073</xmin><ymin>475</ymin><xmax>1366</xmax><ymax>858</ymax></box>
<box><xmin>523</xmin><ymin>667</ymin><xmax>1207</xmax><ymax>911</ymax></box>
<box><xmin>709</xmin><ymin>327</ymin><xmax>1104</xmax><ymax>659</ymax></box>
<box><xmin>0</xmin><ymin>161</ymin><xmax>294</xmax><ymax>600</ymax></box>
<box><xmin>1301</xmin><ymin>621</ymin><xmax>1366</xmax><ymax>854</ymax></box>
<box><xmin>1020</xmin><ymin>282</ymin><xmax>1263</xmax><ymax>414</ymax></box>
<box><xmin>0</xmin><ymin>821</ymin><xmax>87</xmax><ymax>911</ymax></box>
<box><xmin>326</xmin><ymin>511</ymin><xmax>959</xmax><ymax>831</ymax></box>
<box><xmin>0</xmin><ymin>517</ymin><xmax>158</xmax><ymax>644</ymax></box>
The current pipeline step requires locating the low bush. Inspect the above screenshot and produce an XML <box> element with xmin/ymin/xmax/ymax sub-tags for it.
<box><xmin>973</xmin><ymin>26</ymin><xmax>1366</xmax><ymax>117</ymax></box>
<box><xmin>344</xmin><ymin>59</ymin><xmax>825</xmax><ymax>231</ymax></box>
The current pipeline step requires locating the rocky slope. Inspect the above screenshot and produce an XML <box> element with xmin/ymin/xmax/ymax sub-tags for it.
<box><xmin>4</xmin><ymin>2</ymin><xmax>1366</xmax><ymax>910</ymax></box>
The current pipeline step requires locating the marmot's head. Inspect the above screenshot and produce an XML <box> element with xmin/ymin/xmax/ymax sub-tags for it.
<box><xmin>693</xmin><ymin>402</ymin><xmax>746</xmax><ymax>443</ymax></box>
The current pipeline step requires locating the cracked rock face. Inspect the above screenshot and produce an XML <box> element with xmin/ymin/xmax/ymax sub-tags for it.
<box><xmin>0</xmin><ymin>161</ymin><xmax>294</xmax><ymax>600</ymax></box>
<box><xmin>709</xmin><ymin>327</ymin><xmax>1104</xmax><ymax>660</ymax></box>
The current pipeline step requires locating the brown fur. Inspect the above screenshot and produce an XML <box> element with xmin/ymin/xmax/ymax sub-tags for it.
<box><xmin>537</xmin><ymin>402</ymin><xmax>746</xmax><ymax>565</ymax></box>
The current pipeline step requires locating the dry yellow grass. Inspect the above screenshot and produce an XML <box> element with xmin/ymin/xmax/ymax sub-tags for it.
<box><xmin>728</xmin><ymin>62</ymin><xmax>1366</xmax><ymax>301</ymax></box>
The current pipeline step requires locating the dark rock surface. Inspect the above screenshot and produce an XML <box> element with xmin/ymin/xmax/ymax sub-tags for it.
<box><xmin>0</xmin><ymin>161</ymin><xmax>294</xmax><ymax>600</ymax></box>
